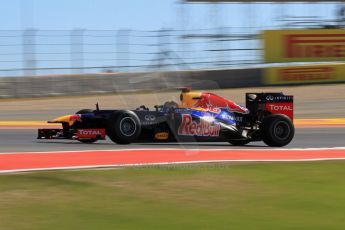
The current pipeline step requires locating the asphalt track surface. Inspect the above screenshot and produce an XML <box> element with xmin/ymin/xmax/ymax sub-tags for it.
<box><xmin>0</xmin><ymin>127</ymin><xmax>344</xmax><ymax>153</ymax></box>
<box><xmin>0</xmin><ymin>127</ymin><xmax>344</xmax><ymax>173</ymax></box>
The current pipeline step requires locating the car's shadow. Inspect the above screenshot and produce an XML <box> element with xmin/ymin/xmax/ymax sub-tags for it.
<box><xmin>34</xmin><ymin>140</ymin><xmax>267</xmax><ymax>148</ymax></box>
<box><xmin>34</xmin><ymin>141</ymin><xmax>114</xmax><ymax>145</ymax></box>
<box><xmin>139</xmin><ymin>143</ymin><xmax>267</xmax><ymax>148</ymax></box>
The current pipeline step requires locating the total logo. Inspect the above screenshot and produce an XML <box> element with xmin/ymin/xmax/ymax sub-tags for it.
<box><xmin>268</xmin><ymin>104</ymin><xmax>293</xmax><ymax>111</ymax></box>
<box><xmin>178</xmin><ymin>114</ymin><xmax>221</xmax><ymax>137</ymax></box>
<box><xmin>78</xmin><ymin>129</ymin><xmax>104</xmax><ymax>135</ymax></box>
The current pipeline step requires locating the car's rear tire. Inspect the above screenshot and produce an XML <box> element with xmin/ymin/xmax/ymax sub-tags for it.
<box><xmin>261</xmin><ymin>114</ymin><xmax>294</xmax><ymax>147</ymax></box>
<box><xmin>229</xmin><ymin>140</ymin><xmax>250</xmax><ymax>146</ymax></box>
<box><xmin>107</xmin><ymin>111</ymin><xmax>141</xmax><ymax>144</ymax></box>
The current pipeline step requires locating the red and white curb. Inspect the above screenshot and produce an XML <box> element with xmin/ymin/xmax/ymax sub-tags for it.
<box><xmin>0</xmin><ymin>147</ymin><xmax>345</xmax><ymax>174</ymax></box>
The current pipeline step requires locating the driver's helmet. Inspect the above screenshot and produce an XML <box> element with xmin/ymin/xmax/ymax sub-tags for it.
<box><xmin>179</xmin><ymin>91</ymin><xmax>202</xmax><ymax>108</ymax></box>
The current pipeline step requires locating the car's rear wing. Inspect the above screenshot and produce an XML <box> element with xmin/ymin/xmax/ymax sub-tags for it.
<box><xmin>246</xmin><ymin>93</ymin><xmax>294</xmax><ymax>121</ymax></box>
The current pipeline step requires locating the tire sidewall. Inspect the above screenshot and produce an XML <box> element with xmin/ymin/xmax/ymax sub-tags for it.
<box><xmin>107</xmin><ymin>111</ymin><xmax>141</xmax><ymax>144</ymax></box>
<box><xmin>261</xmin><ymin>114</ymin><xmax>295</xmax><ymax>147</ymax></box>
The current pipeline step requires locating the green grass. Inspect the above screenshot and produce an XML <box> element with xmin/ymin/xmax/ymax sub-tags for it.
<box><xmin>1</xmin><ymin>161</ymin><xmax>345</xmax><ymax>230</ymax></box>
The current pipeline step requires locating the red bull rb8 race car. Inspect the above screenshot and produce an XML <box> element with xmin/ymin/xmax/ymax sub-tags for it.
<box><xmin>38</xmin><ymin>88</ymin><xmax>295</xmax><ymax>147</ymax></box>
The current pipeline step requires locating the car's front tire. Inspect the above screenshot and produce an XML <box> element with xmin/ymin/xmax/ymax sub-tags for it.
<box><xmin>261</xmin><ymin>114</ymin><xmax>294</xmax><ymax>147</ymax></box>
<box><xmin>107</xmin><ymin>111</ymin><xmax>141</xmax><ymax>144</ymax></box>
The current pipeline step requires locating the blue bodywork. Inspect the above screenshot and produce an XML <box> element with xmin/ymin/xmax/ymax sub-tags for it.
<box><xmin>173</xmin><ymin>108</ymin><xmax>237</xmax><ymax>126</ymax></box>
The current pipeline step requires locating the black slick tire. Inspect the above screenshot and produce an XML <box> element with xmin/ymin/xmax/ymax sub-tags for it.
<box><xmin>106</xmin><ymin>111</ymin><xmax>141</xmax><ymax>144</ymax></box>
<box><xmin>261</xmin><ymin>114</ymin><xmax>294</xmax><ymax>147</ymax></box>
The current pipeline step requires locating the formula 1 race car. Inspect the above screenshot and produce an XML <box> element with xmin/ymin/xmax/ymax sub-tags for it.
<box><xmin>38</xmin><ymin>88</ymin><xmax>295</xmax><ymax>147</ymax></box>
